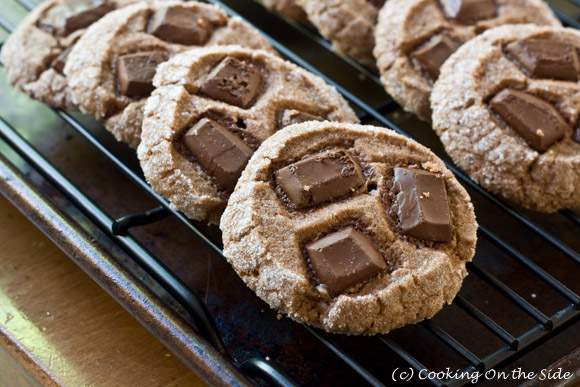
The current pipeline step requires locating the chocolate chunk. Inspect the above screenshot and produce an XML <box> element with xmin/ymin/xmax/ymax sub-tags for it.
<box><xmin>306</xmin><ymin>227</ymin><xmax>386</xmax><ymax>295</ymax></box>
<box><xmin>412</xmin><ymin>34</ymin><xmax>460</xmax><ymax>80</ymax></box>
<box><xmin>182</xmin><ymin>118</ymin><xmax>253</xmax><ymax>192</ymax></box>
<box><xmin>490</xmin><ymin>89</ymin><xmax>568</xmax><ymax>152</ymax></box>
<box><xmin>117</xmin><ymin>52</ymin><xmax>166</xmax><ymax>97</ymax></box>
<box><xmin>278</xmin><ymin>109</ymin><xmax>325</xmax><ymax>129</ymax></box>
<box><xmin>367</xmin><ymin>0</ymin><xmax>386</xmax><ymax>8</ymax></box>
<box><xmin>148</xmin><ymin>6</ymin><xmax>213</xmax><ymax>46</ymax></box>
<box><xmin>440</xmin><ymin>0</ymin><xmax>497</xmax><ymax>23</ymax></box>
<box><xmin>505</xmin><ymin>39</ymin><xmax>580</xmax><ymax>81</ymax></box>
<box><xmin>39</xmin><ymin>0</ymin><xmax>113</xmax><ymax>36</ymax></box>
<box><xmin>51</xmin><ymin>45</ymin><xmax>73</xmax><ymax>73</ymax></box>
<box><xmin>275</xmin><ymin>149</ymin><xmax>364</xmax><ymax>209</ymax></box>
<box><xmin>199</xmin><ymin>57</ymin><xmax>261</xmax><ymax>108</ymax></box>
<box><xmin>393</xmin><ymin>167</ymin><xmax>452</xmax><ymax>242</ymax></box>
<box><xmin>573</xmin><ymin>128</ymin><xmax>580</xmax><ymax>144</ymax></box>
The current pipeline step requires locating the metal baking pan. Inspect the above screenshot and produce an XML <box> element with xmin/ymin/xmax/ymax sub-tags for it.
<box><xmin>0</xmin><ymin>0</ymin><xmax>579</xmax><ymax>385</ymax></box>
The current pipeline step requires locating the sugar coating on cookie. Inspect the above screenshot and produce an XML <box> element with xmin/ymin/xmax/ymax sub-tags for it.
<box><xmin>374</xmin><ymin>0</ymin><xmax>561</xmax><ymax>120</ymax></box>
<box><xmin>137</xmin><ymin>46</ymin><xmax>358</xmax><ymax>225</ymax></box>
<box><xmin>64</xmin><ymin>1</ymin><xmax>274</xmax><ymax>149</ymax></box>
<box><xmin>296</xmin><ymin>0</ymin><xmax>383</xmax><ymax>67</ymax></box>
<box><xmin>432</xmin><ymin>25</ymin><xmax>580</xmax><ymax>212</ymax></box>
<box><xmin>255</xmin><ymin>0</ymin><xmax>308</xmax><ymax>24</ymax></box>
<box><xmin>0</xmin><ymin>0</ymin><xmax>142</xmax><ymax>110</ymax></box>
<box><xmin>220</xmin><ymin>122</ymin><xmax>477</xmax><ymax>335</ymax></box>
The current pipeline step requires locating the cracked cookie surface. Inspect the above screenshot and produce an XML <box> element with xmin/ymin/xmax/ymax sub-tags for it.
<box><xmin>1</xmin><ymin>0</ymin><xmax>142</xmax><ymax>110</ymax></box>
<box><xmin>137</xmin><ymin>46</ymin><xmax>358</xmax><ymax>225</ymax></box>
<box><xmin>296</xmin><ymin>0</ymin><xmax>383</xmax><ymax>67</ymax></box>
<box><xmin>432</xmin><ymin>25</ymin><xmax>580</xmax><ymax>212</ymax></box>
<box><xmin>374</xmin><ymin>0</ymin><xmax>560</xmax><ymax>120</ymax></box>
<box><xmin>64</xmin><ymin>1</ymin><xmax>274</xmax><ymax>148</ymax></box>
<box><xmin>255</xmin><ymin>0</ymin><xmax>308</xmax><ymax>23</ymax></box>
<box><xmin>220</xmin><ymin>121</ymin><xmax>477</xmax><ymax>335</ymax></box>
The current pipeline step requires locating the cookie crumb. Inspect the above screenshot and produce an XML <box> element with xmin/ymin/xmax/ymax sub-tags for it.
<box><xmin>276</xmin><ymin>313</ymin><xmax>282</xmax><ymax>320</ymax></box>
<box><xmin>266</xmin><ymin>356</ymin><xmax>271</xmax><ymax>361</ymax></box>
<box><xmin>303</xmin><ymin>185</ymin><xmax>311</xmax><ymax>191</ymax></box>
<box><xmin>421</xmin><ymin>161</ymin><xmax>441</xmax><ymax>173</ymax></box>
<box><xmin>423</xmin><ymin>192</ymin><xmax>430</xmax><ymax>198</ymax></box>
<box><xmin>536</xmin><ymin>129</ymin><xmax>544</xmax><ymax>137</ymax></box>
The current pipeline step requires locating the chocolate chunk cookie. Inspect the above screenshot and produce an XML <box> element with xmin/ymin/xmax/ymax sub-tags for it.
<box><xmin>255</xmin><ymin>0</ymin><xmax>308</xmax><ymax>24</ymax></box>
<box><xmin>432</xmin><ymin>25</ymin><xmax>580</xmax><ymax>212</ymax></box>
<box><xmin>374</xmin><ymin>0</ymin><xmax>560</xmax><ymax>120</ymax></box>
<box><xmin>1</xmin><ymin>0</ymin><xmax>140</xmax><ymax>110</ymax></box>
<box><xmin>137</xmin><ymin>46</ymin><xmax>358</xmax><ymax>224</ymax></box>
<box><xmin>296</xmin><ymin>0</ymin><xmax>384</xmax><ymax>67</ymax></box>
<box><xmin>64</xmin><ymin>1</ymin><xmax>274</xmax><ymax>148</ymax></box>
<box><xmin>220</xmin><ymin>121</ymin><xmax>477</xmax><ymax>335</ymax></box>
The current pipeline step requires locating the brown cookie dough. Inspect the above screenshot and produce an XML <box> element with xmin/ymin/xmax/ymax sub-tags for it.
<box><xmin>137</xmin><ymin>46</ymin><xmax>359</xmax><ymax>225</ymax></box>
<box><xmin>0</xmin><ymin>0</ymin><xmax>141</xmax><ymax>110</ymax></box>
<box><xmin>255</xmin><ymin>0</ymin><xmax>308</xmax><ymax>24</ymax></box>
<box><xmin>220</xmin><ymin>121</ymin><xmax>477</xmax><ymax>335</ymax></box>
<box><xmin>374</xmin><ymin>0</ymin><xmax>560</xmax><ymax>120</ymax></box>
<box><xmin>432</xmin><ymin>25</ymin><xmax>580</xmax><ymax>212</ymax></box>
<box><xmin>64</xmin><ymin>1</ymin><xmax>275</xmax><ymax>148</ymax></box>
<box><xmin>296</xmin><ymin>0</ymin><xmax>384</xmax><ymax>68</ymax></box>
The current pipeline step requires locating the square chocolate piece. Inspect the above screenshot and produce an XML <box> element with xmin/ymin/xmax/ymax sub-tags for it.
<box><xmin>117</xmin><ymin>51</ymin><xmax>166</xmax><ymax>97</ymax></box>
<box><xmin>278</xmin><ymin>109</ymin><xmax>325</xmax><ymax>129</ymax></box>
<box><xmin>490</xmin><ymin>89</ymin><xmax>568</xmax><ymax>152</ymax></box>
<box><xmin>306</xmin><ymin>227</ymin><xmax>386</xmax><ymax>295</ymax></box>
<box><xmin>41</xmin><ymin>0</ymin><xmax>113</xmax><ymax>36</ymax></box>
<box><xmin>505</xmin><ymin>39</ymin><xmax>580</xmax><ymax>81</ymax></box>
<box><xmin>51</xmin><ymin>46</ymin><xmax>73</xmax><ymax>74</ymax></box>
<box><xmin>412</xmin><ymin>34</ymin><xmax>460</xmax><ymax>80</ymax></box>
<box><xmin>275</xmin><ymin>148</ymin><xmax>364</xmax><ymax>209</ymax></box>
<box><xmin>199</xmin><ymin>57</ymin><xmax>261</xmax><ymax>108</ymax></box>
<box><xmin>393</xmin><ymin>167</ymin><xmax>452</xmax><ymax>242</ymax></box>
<box><xmin>148</xmin><ymin>6</ymin><xmax>212</xmax><ymax>46</ymax></box>
<box><xmin>367</xmin><ymin>0</ymin><xmax>386</xmax><ymax>8</ymax></box>
<box><xmin>440</xmin><ymin>0</ymin><xmax>497</xmax><ymax>23</ymax></box>
<box><xmin>182</xmin><ymin>118</ymin><xmax>253</xmax><ymax>193</ymax></box>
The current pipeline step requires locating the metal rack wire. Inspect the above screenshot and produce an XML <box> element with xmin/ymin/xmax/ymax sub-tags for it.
<box><xmin>0</xmin><ymin>0</ymin><xmax>579</xmax><ymax>385</ymax></box>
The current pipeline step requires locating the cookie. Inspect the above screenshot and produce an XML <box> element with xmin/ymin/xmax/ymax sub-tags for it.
<box><xmin>64</xmin><ymin>1</ymin><xmax>274</xmax><ymax>148</ymax></box>
<box><xmin>432</xmin><ymin>25</ymin><xmax>580</xmax><ymax>212</ymax></box>
<box><xmin>374</xmin><ymin>0</ymin><xmax>561</xmax><ymax>121</ymax></box>
<box><xmin>255</xmin><ymin>0</ymin><xmax>308</xmax><ymax>24</ymax></box>
<box><xmin>220</xmin><ymin>121</ymin><xmax>477</xmax><ymax>335</ymax></box>
<box><xmin>0</xmin><ymin>0</ymin><xmax>141</xmax><ymax>110</ymax></box>
<box><xmin>137</xmin><ymin>45</ymin><xmax>359</xmax><ymax>225</ymax></box>
<box><xmin>295</xmin><ymin>0</ymin><xmax>384</xmax><ymax>67</ymax></box>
